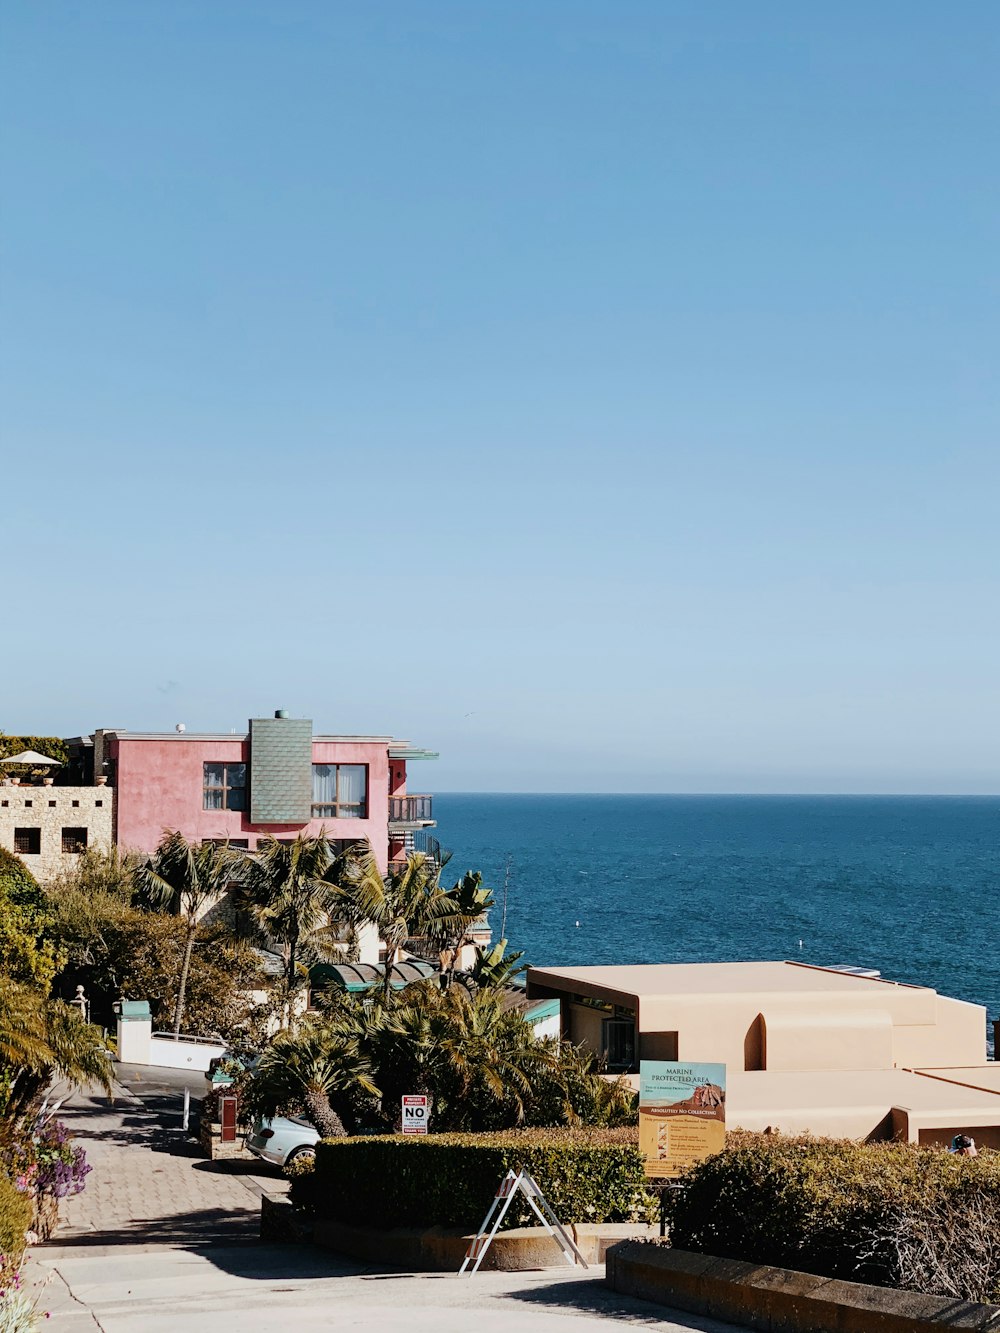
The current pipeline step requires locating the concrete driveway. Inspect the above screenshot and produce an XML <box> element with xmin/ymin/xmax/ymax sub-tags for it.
<box><xmin>25</xmin><ymin>1074</ymin><xmax>746</xmax><ymax>1333</ymax></box>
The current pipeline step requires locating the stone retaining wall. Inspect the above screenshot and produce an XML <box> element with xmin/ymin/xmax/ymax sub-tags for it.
<box><xmin>605</xmin><ymin>1241</ymin><xmax>1000</xmax><ymax>1333</ymax></box>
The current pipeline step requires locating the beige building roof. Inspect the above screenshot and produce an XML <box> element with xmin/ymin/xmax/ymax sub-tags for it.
<box><xmin>530</xmin><ymin>960</ymin><xmax>922</xmax><ymax>1000</ymax></box>
<box><xmin>918</xmin><ymin>1066</ymin><xmax>1000</xmax><ymax>1095</ymax></box>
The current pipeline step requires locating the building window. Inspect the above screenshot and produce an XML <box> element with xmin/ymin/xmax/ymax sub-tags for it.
<box><xmin>312</xmin><ymin>764</ymin><xmax>367</xmax><ymax>818</ymax></box>
<box><xmin>62</xmin><ymin>827</ymin><xmax>88</xmax><ymax>854</ymax></box>
<box><xmin>14</xmin><ymin>828</ymin><xmax>41</xmax><ymax>855</ymax></box>
<box><xmin>203</xmin><ymin>763</ymin><xmax>247</xmax><ymax>811</ymax></box>
<box><xmin>602</xmin><ymin>1018</ymin><xmax>636</xmax><ymax>1072</ymax></box>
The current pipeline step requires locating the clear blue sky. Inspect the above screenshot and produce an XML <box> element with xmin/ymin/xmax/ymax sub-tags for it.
<box><xmin>2</xmin><ymin>3</ymin><xmax>997</xmax><ymax>792</ymax></box>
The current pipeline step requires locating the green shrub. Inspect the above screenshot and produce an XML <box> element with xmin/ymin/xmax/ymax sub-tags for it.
<box><xmin>308</xmin><ymin>1127</ymin><xmax>655</xmax><ymax>1230</ymax></box>
<box><xmin>0</xmin><ymin>850</ymin><xmax>44</xmax><ymax>915</ymax></box>
<box><xmin>0</xmin><ymin>1174</ymin><xmax>33</xmax><ymax>1270</ymax></box>
<box><xmin>664</xmin><ymin>1132</ymin><xmax>1000</xmax><ymax>1303</ymax></box>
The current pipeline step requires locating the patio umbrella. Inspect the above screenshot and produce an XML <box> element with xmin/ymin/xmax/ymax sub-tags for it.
<box><xmin>0</xmin><ymin>750</ymin><xmax>63</xmax><ymax>766</ymax></box>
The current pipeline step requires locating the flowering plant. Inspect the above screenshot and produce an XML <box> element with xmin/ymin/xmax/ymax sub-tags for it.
<box><xmin>32</xmin><ymin>1122</ymin><xmax>89</xmax><ymax>1201</ymax></box>
<box><xmin>0</xmin><ymin>1257</ymin><xmax>48</xmax><ymax>1331</ymax></box>
<box><xmin>9</xmin><ymin>1119</ymin><xmax>90</xmax><ymax>1203</ymax></box>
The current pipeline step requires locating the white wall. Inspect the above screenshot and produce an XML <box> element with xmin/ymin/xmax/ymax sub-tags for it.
<box><xmin>147</xmin><ymin>1035</ymin><xmax>227</xmax><ymax>1071</ymax></box>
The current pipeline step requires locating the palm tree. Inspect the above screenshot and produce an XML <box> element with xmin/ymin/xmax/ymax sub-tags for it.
<box><xmin>432</xmin><ymin>871</ymin><xmax>495</xmax><ymax>987</ymax></box>
<box><xmin>329</xmin><ymin>845</ymin><xmax>459</xmax><ymax>1001</ymax></box>
<box><xmin>244</xmin><ymin>1023</ymin><xmax>378</xmax><ymax>1138</ymax></box>
<box><xmin>363</xmin><ymin>982</ymin><xmax>454</xmax><ymax>1126</ymax></box>
<box><xmin>470</xmin><ymin>938</ymin><xmax>528</xmax><ymax>990</ymax></box>
<box><xmin>362</xmin><ymin>983</ymin><xmax>555</xmax><ymax>1131</ymax></box>
<box><xmin>136</xmin><ymin>831</ymin><xmax>240</xmax><ymax>1035</ymax></box>
<box><xmin>433</xmin><ymin>987</ymin><xmax>556</xmax><ymax>1130</ymax></box>
<box><xmin>236</xmin><ymin>834</ymin><xmax>346</xmax><ymax>1010</ymax></box>
<box><xmin>0</xmin><ymin>980</ymin><xmax>113</xmax><ymax>1134</ymax></box>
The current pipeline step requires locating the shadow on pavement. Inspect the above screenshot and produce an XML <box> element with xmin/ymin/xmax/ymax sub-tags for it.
<box><xmin>46</xmin><ymin>1205</ymin><xmax>262</xmax><ymax>1248</ymax></box>
<box><xmin>503</xmin><ymin>1278</ymin><xmax>727</xmax><ymax>1331</ymax></box>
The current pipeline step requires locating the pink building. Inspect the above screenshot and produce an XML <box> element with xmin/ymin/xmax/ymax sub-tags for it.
<box><xmin>69</xmin><ymin>710</ymin><xmax>437</xmax><ymax>870</ymax></box>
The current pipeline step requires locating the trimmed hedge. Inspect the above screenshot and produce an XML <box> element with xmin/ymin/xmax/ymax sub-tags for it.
<box><xmin>0</xmin><ymin>1174</ymin><xmax>32</xmax><ymax>1270</ymax></box>
<box><xmin>664</xmin><ymin>1132</ymin><xmax>1000</xmax><ymax>1303</ymax></box>
<box><xmin>305</xmin><ymin>1128</ymin><xmax>656</xmax><ymax>1231</ymax></box>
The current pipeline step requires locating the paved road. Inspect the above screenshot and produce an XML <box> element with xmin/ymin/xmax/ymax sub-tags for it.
<box><xmin>23</xmin><ymin>1074</ymin><xmax>747</xmax><ymax>1333</ymax></box>
<box><xmin>31</xmin><ymin>1244</ymin><xmax>745</xmax><ymax>1333</ymax></box>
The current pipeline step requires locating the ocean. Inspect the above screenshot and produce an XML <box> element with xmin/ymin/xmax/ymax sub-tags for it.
<box><xmin>437</xmin><ymin>794</ymin><xmax>998</xmax><ymax>1047</ymax></box>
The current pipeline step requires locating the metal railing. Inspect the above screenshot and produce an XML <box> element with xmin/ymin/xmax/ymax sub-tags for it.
<box><xmin>389</xmin><ymin>794</ymin><xmax>433</xmax><ymax>823</ymax></box>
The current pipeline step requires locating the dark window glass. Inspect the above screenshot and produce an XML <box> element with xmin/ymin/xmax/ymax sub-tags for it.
<box><xmin>62</xmin><ymin>827</ymin><xmax>88</xmax><ymax>854</ymax></box>
<box><xmin>203</xmin><ymin>762</ymin><xmax>246</xmax><ymax>811</ymax></box>
<box><xmin>14</xmin><ymin>828</ymin><xmax>41</xmax><ymax>855</ymax></box>
<box><xmin>602</xmin><ymin>1018</ymin><xmax>636</xmax><ymax>1072</ymax></box>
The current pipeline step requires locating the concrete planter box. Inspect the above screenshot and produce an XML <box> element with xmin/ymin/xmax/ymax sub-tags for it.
<box><xmin>305</xmin><ymin>1212</ymin><xmax>655</xmax><ymax>1271</ymax></box>
<box><xmin>605</xmin><ymin>1241</ymin><xmax>1000</xmax><ymax>1333</ymax></box>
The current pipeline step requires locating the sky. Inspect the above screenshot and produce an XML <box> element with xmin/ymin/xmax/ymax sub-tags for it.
<box><xmin>1</xmin><ymin>2</ymin><xmax>998</xmax><ymax>793</ymax></box>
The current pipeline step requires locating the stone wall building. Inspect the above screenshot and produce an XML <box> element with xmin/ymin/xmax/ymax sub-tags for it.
<box><xmin>0</xmin><ymin>779</ymin><xmax>114</xmax><ymax>883</ymax></box>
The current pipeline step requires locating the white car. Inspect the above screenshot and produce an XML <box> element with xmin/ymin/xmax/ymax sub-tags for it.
<box><xmin>244</xmin><ymin>1116</ymin><xmax>320</xmax><ymax>1168</ymax></box>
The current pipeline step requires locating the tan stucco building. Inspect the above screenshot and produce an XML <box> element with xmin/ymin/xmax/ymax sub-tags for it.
<box><xmin>527</xmin><ymin>960</ymin><xmax>1000</xmax><ymax>1149</ymax></box>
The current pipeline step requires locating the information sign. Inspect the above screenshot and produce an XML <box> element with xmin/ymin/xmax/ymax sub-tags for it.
<box><xmin>401</xmin><ymin>1094</ymin><xmax>429</xmax><ymax>1135</ymax></box>
<box><xmin>638</xmin><ymin>1061</ymin><xmax>726</xmax><ymax>1179</ymax></box>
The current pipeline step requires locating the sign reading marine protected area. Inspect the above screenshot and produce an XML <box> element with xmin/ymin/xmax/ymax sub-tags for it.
<box><xmin>401</xmin><ymin>1094</ymin><xmax>429</xmax><ymax>1135</ymax></box>
<box><xmin>639</xmin><ymin>1061</ymin><xmax>726</xmax><ymax>1178</ymax></box>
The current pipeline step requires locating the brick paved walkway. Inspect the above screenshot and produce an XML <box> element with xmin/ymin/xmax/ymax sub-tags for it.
<box><xmin>48</xmin><ymin>1084</ymin><xmax>287</xmax><ymax>1248</ymax></box>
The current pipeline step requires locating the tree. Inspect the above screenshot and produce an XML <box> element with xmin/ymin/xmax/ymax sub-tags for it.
<box><xmin>48</xmin><ymin>844</ymin><xmax>143</xmax><ymax>903</ymax></box>
<box><xmin>46</xmin><ymin>879</ymin><xmax>273</xmax><ymax>1043</ymax></box>
<box><xmin>0</xmin><ymin>981</ymin><xmax>112</xmax><ymax>1139</ymax></box>
<box><xmin>470</xmin><ymin>938</ymin><xmax>528</xmax><ymax>990</ymax></box>
<box><xmin>235</xmin><ymin>833</ymin><xmax>346</xmax><ymax>1011</ymax></box>
<box><xmin>0</xmin><ymin>851</ymin><xmax>61</xmax><ymax>989</ymax></box>
<box><xmin>526</xmin><ymin>1040</ymin><xmax>638</xmax><ymax>1128</ymax></box>
<box><xmin>136</xmin><ymin>831</ymin><xmax>240</xmax><ymax>1035</ymax></box>
<box><xmin>357</xmin><ymin>982</ymin><xmax>556</xmax><ymax>1131</ymax></box>
<box><xmin>430</xmin><ymin>986</ymin><xmax>557</xmax><ymax>1130</ymax></box>
<box><xmin>330</xmin><ymin>845</ymin><xmax>459</xmax><ymax>1001</ymax></box>
<box><xmin>432</xmin><ymin>870</ymin><xmax>495</xmax><ymax>987</ymax></box>
<box><xmin>243</xmin><ymin>1023</ymin><xmax>378</xmax><ymax>1138</ymax></box>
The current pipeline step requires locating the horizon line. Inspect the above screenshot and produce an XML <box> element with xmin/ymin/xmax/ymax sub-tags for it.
<box><xmin>433</xmin><ymin>790</ymin><xmax>1000</xmax><ymax>798</ymax></box>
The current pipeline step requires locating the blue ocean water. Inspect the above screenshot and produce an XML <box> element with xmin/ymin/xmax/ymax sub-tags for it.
<box><xmin>437</xmin><ymin>794</ymin><xmax>998</xmax><ymax>1045</ymax></box>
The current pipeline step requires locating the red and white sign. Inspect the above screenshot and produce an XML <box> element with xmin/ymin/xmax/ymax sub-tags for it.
<box><xmin>401</xmin><ymin>1094</ymin><xmax>429</xmax><ymax>1135</ymax></box>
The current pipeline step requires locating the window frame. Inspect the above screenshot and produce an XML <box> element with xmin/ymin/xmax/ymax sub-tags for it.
<box><xmin>61</xmin><ymin>827</ymin><xmax>89</xmax><ymax>854</ymax></box>
<box><xmin>202</xmin><ymin>762</ymin><xmax>247</xmax><ymax>812</ymax></box>
<box><xmin>601</xmin><ymin>1017</ymin><xmax>637</xmax><ymax>1073</ymax></box>
<box><xmin>14</xmin><ymin>827</ymin><xmax>41</xmax><ymax>855</ymax></box>
<box><xmin>311</xmin><ymin>763</ymin><xmax>369</xmax><ymax>819</ymax></box>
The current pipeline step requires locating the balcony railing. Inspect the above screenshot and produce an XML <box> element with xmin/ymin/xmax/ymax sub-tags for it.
<box><xmin>389</xmin><ymin>794</ymin><xmax>433</xmax><ymax>824</ymax></box>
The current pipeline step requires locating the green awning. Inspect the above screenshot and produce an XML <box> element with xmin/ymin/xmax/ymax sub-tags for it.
<box><xmin>310</xmin><ymin>960</ymin><xmax>439</xmax><ymax>994</ymax></box>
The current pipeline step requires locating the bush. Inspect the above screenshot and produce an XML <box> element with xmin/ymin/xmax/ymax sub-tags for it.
<box><xmin>0</xmin><ymin>1174</ymin><xmax>33</xmax><ymax>1271</ymax></box>
<box><xmin>664</xmin><ymin>1132</ymin><xmax>1000</xmax><ymax>1304</ymax></box>
<box><xmin>307</xmin><ymin>1128</ymin><xmax>656</xmax><ymax>1231</ymax></box>
<box><xmin>0</xmin><ymin>850</ymin><xmax>44</xmax><ymax>914</ymax></box>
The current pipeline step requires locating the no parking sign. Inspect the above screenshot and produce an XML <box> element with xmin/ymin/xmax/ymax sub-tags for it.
<box><xmin>401</xmin><ymin>1094</ymin><xmax>429</xmax><ymax>1134</ymax></box>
